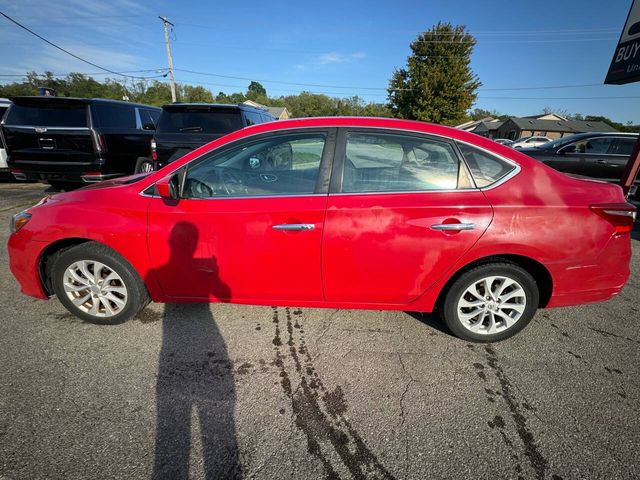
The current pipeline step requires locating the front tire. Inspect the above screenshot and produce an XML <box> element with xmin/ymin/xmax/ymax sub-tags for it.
<box><xmin>440</xmin><ymin>263</ymin><xmax>539</xmax><ymax>342</ymax></box>
<box><xmin>50</xmin><ymin>242</ymin><xmax>149</xmax><ymax>325</ymax></box>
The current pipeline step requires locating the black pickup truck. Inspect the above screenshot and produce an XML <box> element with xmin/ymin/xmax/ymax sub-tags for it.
<box><xmin>137</xmin><ymin>103</ymin><xmax>275</xmax><ymax>173</ymax></box>
<box><xmin>0</xmin><ymin>96</ymin><xmax>160</xmax><ymax>190</ymax></box>
<box><xmin>518</xmin><ymin>132</ymin><xmax>639</xmax><ymax>196</ymax></box>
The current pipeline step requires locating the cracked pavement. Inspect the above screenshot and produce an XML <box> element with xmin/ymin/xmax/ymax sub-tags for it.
<box><xmin>1</xmin><ymin>182</ymin><xmax>639</xmax><ymax>479</ymax></box>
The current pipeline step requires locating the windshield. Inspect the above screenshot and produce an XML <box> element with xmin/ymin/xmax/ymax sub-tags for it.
<box><xmin>537</xmin><ymin>134</ymin><xmax>583</xmax><ymax>150</ymax></box>
<box><xmin>5</xmin><ymin>103</ymin><xmax>87</xmax><ymax>127</ymax></box>
<box><xmin>157</xmin><ymin>109</ymin><xmax>243</xmax><ymax>134</ymax></box>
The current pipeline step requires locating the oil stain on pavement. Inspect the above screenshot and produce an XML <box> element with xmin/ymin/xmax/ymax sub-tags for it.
<box><xmin>271</xmin><ymin>306</ymin><xmax>396</xmax><ymax>480</ymax></box>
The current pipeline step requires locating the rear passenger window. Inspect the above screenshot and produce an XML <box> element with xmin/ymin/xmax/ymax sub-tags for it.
<box><xmin>244</xmin><ymin>111</ymin><xmax>264</xmax><ymax>126</ymax></box>
<box><xmin>139</xmin><ymin>109</ymin><xmax>158</xmax><ymax>130</ymax></box>
<box><xmin>612</xmin><ymin>138</ymin><xmax>637</xmax><ymax>155</ymax></box>
<box><xmin>457</xmin><ymin>142</ymin><xmax>516</xmax><ymax>188</ymax></box>
<box><xmin>342</xmin><ymin>132</ymin><xmax>473</xmax><ymax>193</ymax></box>
<box><xmin>91</xmin><ymin>103</ymin><xmax>136</xmax><ymax>129</ymax></box>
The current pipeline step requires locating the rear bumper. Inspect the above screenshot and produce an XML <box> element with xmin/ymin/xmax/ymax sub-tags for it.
<box><xmin>8</xmin><ymin>159</ymin><xmax>122</xmax><ymax>183</ymax></box>
<box><xmin>7</xmin><ymin>233</ymin><xmax>49</xmax><ymax>300</ymax></box>
<box><xmin>546</xmin><ymin>233</ymin><xmax>631</xmax><ymax>308</ymax></box>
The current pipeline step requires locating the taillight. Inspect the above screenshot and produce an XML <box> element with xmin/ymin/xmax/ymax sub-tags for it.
<box><xmin>590</xmin><ymin>203</ymin><xmax>637</xmax><ymax>235</ymax></box>
<box><xmin>150</xmin><ymin>138</ymin><xmax>157</xmax><ymax>161</ymax></box>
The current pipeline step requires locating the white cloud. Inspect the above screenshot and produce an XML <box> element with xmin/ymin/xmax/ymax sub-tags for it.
<box><xmin>0</xmin><ymin>0</ymin><xmax>160</xmax><ymax>78</ymax></box>
<box><xmin>317</xmin><ymin>52</ymin><xmax>367</xmax><ymax>65</ymax></box>
<box><xmin>295</xmin><ymin>51</ymin><xmax>367</xmax><ymax>70</ymax></box>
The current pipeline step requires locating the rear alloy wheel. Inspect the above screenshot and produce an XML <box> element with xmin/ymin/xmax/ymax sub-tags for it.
<box><xmin>135</xmin><ymin>157</ymin><xmax>155</xmax><ymax>174</ymax></box>
<box><xmin>51</xmin><ymin>242</ymin><xmax>149</xmax><ymax>325</ymax></box>
<box><xmin>440</xmin><ymin>263</ymin><xmax>539</xmax><ymax>342</ymax></box>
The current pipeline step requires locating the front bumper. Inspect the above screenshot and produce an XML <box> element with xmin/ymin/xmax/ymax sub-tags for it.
<box><xmin>7</xmin><ymin>232</ymin><xmax>49</xmax><ymax>300</ymax></box>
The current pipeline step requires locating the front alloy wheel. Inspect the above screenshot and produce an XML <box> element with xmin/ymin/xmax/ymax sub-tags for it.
<box><xmin>51</xmin><ymin>242</ymin><xmax>149</xmax><ymax>324</ymax></box>
<box><xmin>63</xmin><ymin>260</ymin><xmax>128</xmax><ymax>318</ymax></box>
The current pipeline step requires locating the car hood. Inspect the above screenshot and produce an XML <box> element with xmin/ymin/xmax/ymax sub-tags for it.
<box><xmin>75</xmin><ymin>172</ymin><xmax>152</xmax><ymax>191</ymax></box>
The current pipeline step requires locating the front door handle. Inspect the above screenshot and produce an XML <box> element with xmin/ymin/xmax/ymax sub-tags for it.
<box><xmin>431</xmin><ymin>222</ymin><xmax>475</xmax><ymax>231</ymax></box>
<box><xmin>272</xmin><ymin>223</ymin><xmax>315</xmax><ymax>231</ymax></box>
<box><xmin>596</xmin><ymin>159</ymin><xmax>616</xmax><ymax>166</ymax></box>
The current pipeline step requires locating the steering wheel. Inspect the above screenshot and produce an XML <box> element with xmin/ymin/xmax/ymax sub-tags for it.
<box><xmin>221</xmin><ymin>169</ymin><xmax>249</xmax><ymax>196</ymax></box>
<box><xmin>184</xmin><ymin>178</ymin><xmax>214</xmax><ymax>198</ymax></box>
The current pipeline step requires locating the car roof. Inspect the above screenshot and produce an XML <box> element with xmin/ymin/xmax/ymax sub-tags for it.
<box><xmin>8</xmin><ymin>96</ymin><xmax>160</xmax><ymax>110</ymax></box>
<box><xmin>217</xmin><ymin>116</ymin><xmax>526</xmax><ymax>153</ymax></box>
<box><xmin>161</xmin><ymin>103</ymin><xmax>271</xmax><ymax>114</ymax></box>
<box><xmin>559</xmin><ymin>131</ymin><xmax>638</xmax><ymax>140</ymax></box>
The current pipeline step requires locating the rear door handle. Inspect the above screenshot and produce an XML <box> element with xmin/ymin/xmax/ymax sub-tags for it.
<box><xmin>272</xmin><ymin>223</ymin><xmax>315</xmax><ymax>231</ymax></box>
<box><xmin>431</xmin><ymin>223</ymin><xmax>475</xmax><ymax>231</ymax></box>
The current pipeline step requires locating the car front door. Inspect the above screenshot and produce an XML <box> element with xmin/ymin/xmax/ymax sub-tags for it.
<box><xmin>147</xmin><ymin>128</ymin><xmax>335</xmax><ymax>302</ymax></box>
<box><xmin>321</xmin><ymin>129</ymin><xmax>494</xmax><ymax>305</ymax></box>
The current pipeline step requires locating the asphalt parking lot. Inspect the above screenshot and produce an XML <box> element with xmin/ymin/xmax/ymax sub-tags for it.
<box><xmin>0</xmin><ymin>182</ymin><xmax>639</xmax><ymax>480</ymax></box>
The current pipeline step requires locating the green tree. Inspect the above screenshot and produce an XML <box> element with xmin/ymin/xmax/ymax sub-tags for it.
<box><xmin>246</xmin><ymin>81</ymin><xmax>267</xmax><ymax>100</ymax></box>
<box><xmin>388</xmin><ymin>22</ymin><xmax>481</xmax><ymax>125</ymax></box>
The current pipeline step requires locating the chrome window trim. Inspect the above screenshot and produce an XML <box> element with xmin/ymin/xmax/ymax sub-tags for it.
<box><xmin>142</xmin><ymin>191</ymin><xmax>324</xmax><ymax>200</ymax></box>
<box><xmin>329</xmin><ymin>187</ymin><xmax>480</xmax><ymax>197</ymax></box>
<box><xmin>139</xmin><ymin>123</ymin><xmax>523</xmax><ymax>197</ymax></box>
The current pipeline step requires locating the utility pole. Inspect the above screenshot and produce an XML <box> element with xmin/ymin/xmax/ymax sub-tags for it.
<box><xmin>158</xmin><ymin>15</ymin><xmax>177</xmax><ymax>103</ymax></box>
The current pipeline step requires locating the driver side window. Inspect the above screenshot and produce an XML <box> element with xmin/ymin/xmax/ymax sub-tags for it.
<box><xmin>183</xmin><ymin>133</ymin><xmax>326</xmax><ymax>198</ymax></box>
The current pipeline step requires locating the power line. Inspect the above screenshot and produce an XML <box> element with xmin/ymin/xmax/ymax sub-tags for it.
<box><xmin>0</xmin><ymin>10</ymin><xmax>157</xmax><ymax>80</ymax></box>
<box><xmin>0</xmin><ymin>69</ymin><xmax>166</xmax><ymax>77</ymax></box>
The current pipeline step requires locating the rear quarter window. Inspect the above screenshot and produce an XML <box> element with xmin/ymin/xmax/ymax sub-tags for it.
<box><xmin>5</xmin><ymin>103</ymin><xmax>87</xmax><ymax>127</ymax></box>
<box><xmin>91</xmin><ymin>103</ymin><xmax>136</xmax><ymax>129</ymax></box>
<box><xmin>457</xmin><ymin>142</ymin><xmax>516</xmax><ymax>188</ymax></box>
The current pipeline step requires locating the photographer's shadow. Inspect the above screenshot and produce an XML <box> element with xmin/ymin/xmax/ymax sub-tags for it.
<box><xmin>149</xmin><ymin>222</ymin><xmax>240</xmax><ymax>479</ymax></box>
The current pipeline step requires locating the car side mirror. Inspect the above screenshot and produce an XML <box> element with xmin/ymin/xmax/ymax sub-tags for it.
<box><xmin>156</xmin><ymin>174</ymin><xmax>179</xmax><ymax>200</ymax></box>
<box><xmin>142</xmin><ymin>123</ymin><xmax>156</xmax><ymax>131</ymax></box>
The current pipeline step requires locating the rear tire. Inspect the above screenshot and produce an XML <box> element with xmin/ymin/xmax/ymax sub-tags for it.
<box><xmin>50</xmin><ymin>242</ymin><xmax>149</xmax><ymax>325</ymax></box>
<box><xmin>439</xmin><ymin>263</ymin><xmax>539</xmax><ymax>342</ymax></box>
<box><xmin>135</xmin><ymin>157</ymin><xmax>155</xmax><ymax>174</ymax></box>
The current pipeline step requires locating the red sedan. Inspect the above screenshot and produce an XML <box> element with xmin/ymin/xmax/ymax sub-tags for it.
<box><xmin>7</xmin><ymin>117</ymin><xmax>636</xmax><ymax>342</ymax></box>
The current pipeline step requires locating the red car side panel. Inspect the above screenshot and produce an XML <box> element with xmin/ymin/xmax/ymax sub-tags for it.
<box><xmin>406</xmin><ymin>157</ymin><xmax>631</xmax><ymax>312</ymax></box>
<box><xmin>322</xmin><ymin>191</ymin><xmax>493</xmax><ymax>304</ymax></box>
<box><xmin>7</xmin><ymin>187</ymin><xmax>165</xmax><ymax>301</ymax></box>
<box><xmin>146</xmin><ymin>195</ymin><xmax>326</xmax><ymax>302</ymax></box>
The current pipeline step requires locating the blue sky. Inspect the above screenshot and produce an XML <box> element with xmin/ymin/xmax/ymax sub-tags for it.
<box><xmin>1</xmin><ymin>0</ymin><xmax>640</xmax><ymax>122</ymax></box>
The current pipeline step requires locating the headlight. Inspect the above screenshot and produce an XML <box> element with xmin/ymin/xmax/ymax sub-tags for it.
<box><xmin>10</xmin><ymin>211</ymin><xmax>32</xmax><ymax>234</ymax></box>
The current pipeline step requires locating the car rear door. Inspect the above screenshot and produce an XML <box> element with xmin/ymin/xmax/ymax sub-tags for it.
<box><xmin>585</xmin><ymin>136</ymin><xmax>637</xmax><ymax>182</ymax></box>
<box><xmin>146</xmin><ymin>128</ymin><xmax>335</xmax><ymax>302</ymax></box>
<box><xmin>580</xmin><ymin>136</ymin><xmax>620</xmax><ymax>181</ymax></box>
<box><xmin>90</xmin><ymin>102</ymin><xmax>153</xmax><ymax>175</ymax></box>
<box><xmin>321</xmin><ymin>129</ymin><xmax>493</xmax><ymax>305</ymax></box>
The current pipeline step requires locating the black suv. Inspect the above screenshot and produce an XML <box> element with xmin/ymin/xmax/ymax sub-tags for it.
<box><xmin>139</xmin><ymin>103</ymin><xmax>274</xmax><ymax>172</ymax></box>
<box><xmin>518</xmin><ymin>132</ymin><xmax>640</xmax><ymax>194</ymax></box>
<box><xmin>1</xmin><ymin>96</ymin><xmax>160</xmax><ymax>189</ymax></box>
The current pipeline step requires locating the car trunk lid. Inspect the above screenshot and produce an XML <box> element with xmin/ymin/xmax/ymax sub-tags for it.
<box><xmin>2</xmin><ymin>97</ymin><xmax>95</xmax><ymax>164</ymax></box>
